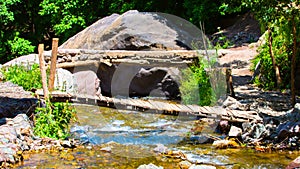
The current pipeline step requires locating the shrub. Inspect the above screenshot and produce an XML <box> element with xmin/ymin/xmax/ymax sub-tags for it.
<box><xmin>2</xmin><ymin>63</ymin><xmax>43</xmax><ymax>91</ymax></box>
<box><xmin>34</xmin><ymin>100</ymin><xmax>77</xmax><ymax>139</ymax></box>
<box><xmin>180</xmin><ymin>56</ymin><xmax>221</xmax><ymax>106</ymax></box>
<box><xmin>251</xmin><ymin>29</ymin><xmax>291</xmax><ymax>90</ymax></box>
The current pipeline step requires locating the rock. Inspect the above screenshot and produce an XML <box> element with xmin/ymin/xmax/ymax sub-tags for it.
<box><xmin>188</xmin><ymin>164</ymin><xmax>216</xmax><ymax>169</ymax></box>
<box><xmin>212</xmin><ymin>139</ymin><xmax>239</xmax><ymax>149</ymax></box>
<box><xmin>217</xmin><ymin>120</ymin><xmax>230</xmax><ymax>134</ymax></box>
<box><xmin>153</xmin><ymin>144</ymin><xmax>168</xmax><ymax>154</ymax></box>
<box><xmin>3</xmin><ymin>54</ymin><xmax>39</xmax><ymax>67</ymax></box>
<box><xmin>60</xmin><ymin>10</ymin><xmax>203</xmax><ymax>50</ymax></box>
<box><xmin>137</xmin><ymin>163</ymin><xmax>163</xmax><ymax>169</ymax></box>
<box><xmin>100</xmin><ymin>146</ymin><xmax>112</xmax><ymax>153</ymax></box>
<box><xmin>228</xmin><ymin>126</ymin><xmax>242</xmax><ymax>137</ymax></box>
<box><xmin>98</xmin><ymin>63</ymin><xmax>180</xmax><ymax>99</ymax></box>
<box><xmin>54</xmin><ymin>68</ymin><xmax>74</xmax><ymax>93</ymax></box>
<box><xmin>286</xmin><ymin>156</ymin><xmax>300</xmax><ymax>169</ymax></box>
<box><xmin>276</xmin><ymin>121</ymin><xmax>300</xmax><ymax>141</ymax></box>
<box><xmin>179</xmin><ymin>161</ymin><xmax>192</xmax><ymax>169</ymax></box>
<box><xmin>73</xmin><ymin>70</ymin><xmax>101</xmax><ymax>97</ymax></box>
<box><xmin>0</xmin><ymin>114</ymin><xmax>35</xmax><ymax>164</ymax></box>
<box><xmin>223</xmin><ymin>96</ymin><xmax>250</xmax><ymax>111</ymax></box>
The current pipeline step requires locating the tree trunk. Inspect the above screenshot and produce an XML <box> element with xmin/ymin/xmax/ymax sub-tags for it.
<box><xmin>291</xmin><ymin>16</ymin><xmax>297</xmax><ymax>106</ymax></box>
<box><xmin>268</xmin><ymin>27</ymin><xmax>282</xmax><ymax>88</ymax></box>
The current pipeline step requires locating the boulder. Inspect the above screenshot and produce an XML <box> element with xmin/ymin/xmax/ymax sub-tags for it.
<box><xmin>73</xmin><ymin>70</ymin><xmax>101</xmax><ymax>97</ymax></box>
<box><xmin>97</xmin><ymin>63</ymin><xmax>180</xmax><ymax>99</ymax></box>
<box><xmin>3</xmin><ymin>54</ymin><xmax>39</xmax><ymax>67</ymax></box>
<box><xmin>54</xmin><ymin>68</ymin><xmax>74</xmax><ymax>93</ymax></box>
<box><xmin>60</xmin><ymin>10</ymin><xmax>203</xmax><ymax>50</ymax></box>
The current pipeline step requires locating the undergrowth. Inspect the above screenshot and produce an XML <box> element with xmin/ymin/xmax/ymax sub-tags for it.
<box><xmin>2</xmin><ymin>64</ymin><xmax>77</xmax><ymax>140</ymax></box>
<box><xmin>179</xmin><ymin>54</ymin><xmax>225</xmax><ymax>106</ymax></box>
<box><xmin>34</xmin><ymin>100</ymin><xmax>77</xmax><ymax>139</ymax></box>
<box><xmin>2</xmin><ymin>63</ymin><xmax>43</xmax><ymax>91</ymax></box>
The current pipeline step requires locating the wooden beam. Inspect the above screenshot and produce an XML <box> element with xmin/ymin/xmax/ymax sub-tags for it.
<box><xmin>38</xmin><ymin>44</ymin><xmax>49</xmax><ymax>99</ymax></box>
<box><xmin>48</xmin><ymin>38</ymin><xmax>59</xmax><ymax>91</ymax></box>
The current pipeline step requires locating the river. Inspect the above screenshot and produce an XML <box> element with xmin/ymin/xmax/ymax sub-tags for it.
<box><xmin>16</xmin><ymin>104</ymin><xmax>299</xmax><ymax>169</ymax></box>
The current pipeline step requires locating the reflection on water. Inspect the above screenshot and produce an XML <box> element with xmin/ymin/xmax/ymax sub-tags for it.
<box><xmin>70</xmin><ymin>104</ymin><xmax>195</xmax><ymax>145</ymax></box>
<box><xmin>16</xmin><ymin>104</ymin><xmax>299</xmax><ymax>169</ymax></box>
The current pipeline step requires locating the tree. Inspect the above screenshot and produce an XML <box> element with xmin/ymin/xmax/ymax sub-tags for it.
<box><xmin>241</xmin><ymin>0</ymin><xmax>300</xmax><ymax>105</ymax></box>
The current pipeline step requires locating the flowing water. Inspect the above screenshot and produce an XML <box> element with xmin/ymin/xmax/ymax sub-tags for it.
<box><xmin>16</xmin><ymin>104</ymin><xmax>299</xmax><ymax>169</ymax></box>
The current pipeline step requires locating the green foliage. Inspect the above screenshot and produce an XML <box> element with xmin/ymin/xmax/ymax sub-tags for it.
<box><xmin>34</xmin><ymin>100</ymin><xmax>77</xmax><ymax>139</ymax></box>
<box><xmin>180</xmin><ymin>56</ymin><xmax>218</xmax><ymax>106</ymax></box>
<box><xmin>213</xmin><ymin>27</ymin><xmax>233</xmax><ymax>49</ymax></box>
<box><xmin>7</xmin><ymin>32</ymin><xmax>35</xmax><ymax>60</ymax></box>
<box><xmin>251</xmin><ymin>27</ymin><xmax>292</xmax><ymax>90</ymax></box>
<box><xmin>2</xmin><ymin>64</ymin><xmax>43</xmax><ymax>91</ymax></box>
<box><xmin>244</xmin><ymin>1</ymin><xmax>300</xmax><ymax>90</ymax></box>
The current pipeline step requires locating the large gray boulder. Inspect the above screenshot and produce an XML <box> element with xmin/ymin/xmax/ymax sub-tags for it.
<box><xmin>60</xmin><ymin>10</ymin><xmax>203</xmax><ymax>50</ymax></box>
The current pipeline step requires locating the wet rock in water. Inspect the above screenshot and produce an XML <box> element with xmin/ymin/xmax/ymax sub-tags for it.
<box><xmin>286</xmin><ymin>156</ymin><xmax>300</xmax><ymax>169</ymax></box>
<box><xmin>100</xmin><ymin>146</ymin><xmax>112</xmax><ymax>153</ymax></box>
<box><xmin>137</xmin><ymin>163</ymin><xmax>163</xmax><ymax>169</ymax></box>
<box><xmin>188</xmin><ymin>164</ymin><xmax>216</xmax><ymax>169</ymax></box>
<box><xmin>153</xmin><ymin>144</ymin><xmax>168</xmax><ymax>154</ymax></box>
<box><xmin>228</xmin><ymin>126</ymin><xmax>242</xmax><ymax>137</ymax></box>
<box><xmin>178</xmin><ymin>160</ymin><xmax>192</xmax><ymax>169</ymax></box>
<box><xmin>212</xmin><ymin>139</ymin><xmax>240</xmax><ymax>149</ymax></box>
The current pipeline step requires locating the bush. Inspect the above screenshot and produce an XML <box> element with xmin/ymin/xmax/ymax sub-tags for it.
<box><xmin>180</xmin><ymin>56</ymin><xmax>220</xmax><ymax>106</ymax></box>
<box><xmin>2</xmin><ymin>63</ymin><xmax>43</xmax><ymax>91</ymax></box>
<box><xmin>251</xmin><ymin>30</ymin><xmax>291</xmax><ymax>90</ymax></box>
<box><xmin>34</xmin><ymin>100</ymin><xmax>77</xmax><ymax>139</ymax></box>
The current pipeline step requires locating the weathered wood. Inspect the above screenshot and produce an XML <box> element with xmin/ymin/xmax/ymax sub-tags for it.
<box><xmin>48</xmin><ymin>38</ymin><xmax>59</xmax><ymax>91</ymax></box>
<box><xmin>35</xmin><ymin>89</ymin><xmax>263</xmax><ymax>123</ymax></box>
<box><xmin>38</xmin><ymin>44</ymin><xmax>49</xmax><ymax>99</ymax></box>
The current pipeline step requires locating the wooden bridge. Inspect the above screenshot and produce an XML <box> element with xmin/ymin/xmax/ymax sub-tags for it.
<box><xmin>36</xmin><ymin>90</ymin><xmax>262</xmax><ymax>123</ymax></box>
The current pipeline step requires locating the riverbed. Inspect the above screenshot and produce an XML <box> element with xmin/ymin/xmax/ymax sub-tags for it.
<box><xmin>15</xmin><ymin>104</ymin><xmax>299</xmax><ymax>169</ymax></box>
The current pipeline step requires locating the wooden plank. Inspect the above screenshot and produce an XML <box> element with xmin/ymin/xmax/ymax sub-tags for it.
<box><xmin>148</xmin><ymin>100</ymin><xmax>163</xmax><ymax>110</ymax></box>
<box><xmin>168</xmin><ymin>103</ymin><xmax>182</xmax><ymax>112</ymax></box>
<box><xmin>174</xmin><ymin>104</ymin><xmax>193</xmax><ymax>113</ymax></box>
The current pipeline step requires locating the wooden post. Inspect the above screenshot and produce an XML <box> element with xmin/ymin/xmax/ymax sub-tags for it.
<box><xmin>38</xmin><ymin>44</ymin><xmax>49</xmax><ymax>99</ymax></box>
<box><xmin>48</xmin><ymin>38</ymin><xmax>59</xmax><ymax>92</ymax></box>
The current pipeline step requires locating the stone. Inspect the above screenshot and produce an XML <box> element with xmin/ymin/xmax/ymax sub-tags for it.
<box><xmin>137</xmin><ymin>163</ymin><xmax>163</xmax><ymax>169</ymax></box>
<box><xmin>188</xmin><ymin>164</ymin><xmax>216</xmax><ymax>169</ymax></box>
<box><xmin>60</xmin><ymin>10</ymin><xmax>203</xmax><ymax>51</ymax></box>
<box><xmin>153</xmin><ymin>144</ymin><xmax>168</xmax><ymax>154</ymax></box>
<box><xmin>54</xmin><ymin>68</ymin><xmax>74</xmax><ymax>93</ymax></box>
<box><xmin>98</xmin><ymin>63</ymin><xmax>180</xmax><ymax>99</ymax></box>
<box><xmin>73</xmin><ymin>70</ymin><xmax>101</xmax><ymax>97</ymax></box>
<box><xmin>179</xmin><ymin>161</ymin><xmax>192</xmax><ymax>169</ymax></box>
<box><xmin>222</xmin><ymin>96</ymin><xmax>250</xmax><ymax>111</ymax></box>
<box><xmin>286</xmin><ymin>156</ymin><xmax>300</xmax><ymax>169</ymax></box>
<box><xmin>276</xmin><ymin>121</ymin><xmax>300</xmax><ymax>141</ymax></box>
<box><xmin>3</xmin><ymin>54</ymin><xmax>39</xmax><ymax>67</ymax></box>
<box><xmin>228</xmin><ymin>126</ymin><xmax>242</xmax><ymax>137</ymax></box>
<box><xmin>100</xmin><ymin>146</ymin><xmax>112</xmax><ymax>153</ymax></box>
